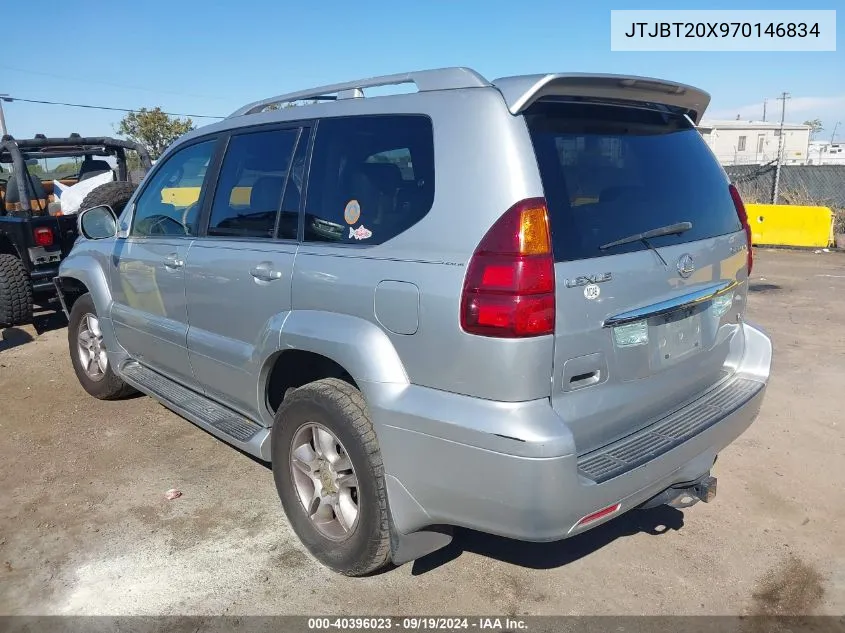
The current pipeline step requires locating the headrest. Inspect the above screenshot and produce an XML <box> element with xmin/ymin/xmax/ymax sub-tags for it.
<box><xmin>78</xmin><ymin>159</ymin><xmax>113</xmax><ymax>181</ymax></box>
<box><xmin>250</xmin><ymin>176</ymin><xmax>284</xmax><ymax>211</ymax></box>
<box><xmin>79</xmin><ymin>159</ymin><xmax>111</xmax><ymax>172</ymax></box>
<box><xmin>360</xmin><ymin>162</ymin><xmax>402</xmax><ymax>191</ymax></box>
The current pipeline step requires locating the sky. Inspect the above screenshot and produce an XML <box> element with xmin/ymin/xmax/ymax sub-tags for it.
<box><xmin>2</xmin><ymin>0</ymin><xmax>843</xmax><ymax>141</ymax></box>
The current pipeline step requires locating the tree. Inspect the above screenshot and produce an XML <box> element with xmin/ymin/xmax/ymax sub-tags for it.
<box><xmin>116</xmin><ymin>107</ymin><xmax>195</xmax><ymax>159</ymax></box>
<box><xmin>53</xmin><ymin>161</ymin><xmax>78</xmax><ymax>174</ymax></box>
<box><xmin>803</xmin><ymin>118</ymin><xmax>824</xmax><ymax>140</ymax></box>
<box><xmin>262</xmin><ymin>100</ymin><xmax>320</xmax><ymax>112</ymax></box>
<box><xmin>125</xmin><ymin>151</ymin><xmax>143</xmax><ymax>172</ymax></box>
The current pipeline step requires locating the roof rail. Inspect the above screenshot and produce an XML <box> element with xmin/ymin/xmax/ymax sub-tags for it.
<box><xmin>228</xmin><ymin>67</ymin><xmax>490</xmax><ymax>117</ymax></box>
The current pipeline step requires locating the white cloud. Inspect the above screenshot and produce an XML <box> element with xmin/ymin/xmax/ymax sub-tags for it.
<box><xmin>707</xmin><ymin>95</ymin><xmax>845</xmax><ymax>122</ymax></box>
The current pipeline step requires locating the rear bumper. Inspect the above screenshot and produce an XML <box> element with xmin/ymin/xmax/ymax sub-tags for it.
<box><xmin>31</xmin><ymin>264</ymin><xmax>61</xmax><ymax>293</ymax></box>
<box><xmin>366</xmin><ymin>321</ymin><xmax>772</xmax><ymax>541</ymax></box>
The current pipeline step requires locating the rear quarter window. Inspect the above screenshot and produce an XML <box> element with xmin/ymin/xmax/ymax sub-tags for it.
<box><xmin>524</xmin><ymin>101</ymin><xmax>741</xmax><ymax>262</ymax></box>
<box><xmin>303</xmin><ymin>115</ymin><xmax>435</xmax><ymax>246</ymax></box>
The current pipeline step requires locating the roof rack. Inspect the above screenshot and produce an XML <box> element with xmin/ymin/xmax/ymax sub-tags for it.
<box><xmin>228</xmin><ymin>67</ymin><xmax>490</xmax><ymax>117</ymax></box>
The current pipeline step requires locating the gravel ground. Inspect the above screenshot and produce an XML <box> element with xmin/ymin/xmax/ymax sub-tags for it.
<box><xmin>1</xmin><ymin>249</ymin><xmax>843</xmax><ymax>616</ymax></box>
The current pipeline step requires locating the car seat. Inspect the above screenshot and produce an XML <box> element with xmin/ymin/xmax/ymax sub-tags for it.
<box><xmin>4</xmin><ymin>170</ymin><xmax>48</xmax><ymax>214</ymax></box>
<box><xmin>78</xmin><ymin>159</ymin><xmax>113</xmax><ymax>181</ymax></box>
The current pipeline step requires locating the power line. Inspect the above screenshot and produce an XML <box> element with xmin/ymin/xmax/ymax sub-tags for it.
<box><xmin>0</xmin><ymin>64</ymin><xmax>224</xmax><ymax>101</ymax></box>
<box><xmin>1</xmin><ymin>96</ymin><xmax>224</xmax><ymax>119</ymax></box>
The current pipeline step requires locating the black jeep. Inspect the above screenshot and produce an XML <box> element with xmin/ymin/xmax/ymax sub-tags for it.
<box><xmin>0</xmin><ymin>134</ymin><xmax>152</xmax><ymax>327</ymax></box>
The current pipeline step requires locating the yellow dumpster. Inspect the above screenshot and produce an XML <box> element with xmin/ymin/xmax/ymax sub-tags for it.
<box><xmin>746</xmin><ymin>204</ymin><xmax>834</xmax><ymax>248</ymax></box>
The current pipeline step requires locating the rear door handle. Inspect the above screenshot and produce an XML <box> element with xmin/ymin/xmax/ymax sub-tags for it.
<box><xmin>164</xmin><ymin>253</ymin><xmax>184</xmax><ymax>269</ymax></box>
<box><xmin>250</xmin><ymin>261</ymin><xmax>283</xmax><ymax>282</ymax></box>
<box><xmin>569</xmin><ymin>370</ymin><xmax>601</xmax><ymax>389</ymax></box>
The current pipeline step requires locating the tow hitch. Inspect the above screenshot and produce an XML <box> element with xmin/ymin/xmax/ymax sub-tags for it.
<box><xmin>639</xmin><ymin>475</ymin><xmax>718</xmax><ymax>510</ymax></box>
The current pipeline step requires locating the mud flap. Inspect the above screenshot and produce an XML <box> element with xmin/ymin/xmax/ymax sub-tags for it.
<box><xmin>389</xmin><ymin>525</ymin><xmax>454</xmax><ymax>566</ymax></box>
<box><xmin>52</xmin><ymin>277</ymin><xmax>70</xmax><ymax>319</ymax></box>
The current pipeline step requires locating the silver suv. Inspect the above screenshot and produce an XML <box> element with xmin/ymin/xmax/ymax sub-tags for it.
<box><xmin>56</xmin><ymin>67</ymin><xmax>772</xmax><ymax>576</ymax></box>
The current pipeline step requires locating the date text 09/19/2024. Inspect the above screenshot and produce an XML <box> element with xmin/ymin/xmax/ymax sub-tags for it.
<box><xmin>307</xmin><ymin>617</ymin><xmax>528</xmax><ymax>630</ymax></box>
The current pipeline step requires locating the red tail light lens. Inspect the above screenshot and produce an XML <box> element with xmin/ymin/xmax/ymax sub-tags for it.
<box><xmin>729</xmin><ymin>184</ymin><xmax>752</xmax><ymax>276</ymax></box>
<box><xmin>33</xmin><ymin>227</ymin><xmax>54</xmax><ymax>247</ymax></box>
<box><xmin>576</xmin><ymin>502</ymin><xmax>621</xmax><ymax>527</ymax></box>
<box><xmin>460</xmin><ymin>198</ymin><xmax>555</xmax><ymax>338</ymax></box>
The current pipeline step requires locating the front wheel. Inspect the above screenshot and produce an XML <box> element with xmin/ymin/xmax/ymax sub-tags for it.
<box><xmin>67</xmin><ymin>293</ymin><xmax>136</xmax><ymax>400</ymax></box>
<box><xmin>271</xmin><ymin>378</ymin><xmax>391</xmax><ymax>576</ymax></box>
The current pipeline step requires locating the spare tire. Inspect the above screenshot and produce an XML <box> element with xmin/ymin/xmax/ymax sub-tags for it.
<box><xmin>78</xmin><ymin>181</ymin><xmax>137</xmax><ymax>217</ymax></box>
<box><xmin>0</xmin><ymin>253</ymin><xmax>33</xmax><ymax>327</ymax></box>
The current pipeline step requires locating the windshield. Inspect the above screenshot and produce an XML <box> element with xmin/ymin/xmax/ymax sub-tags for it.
<box><xmin>524</xmin><ymin>100</ymin><xmax>742</xmax><ymax>262</ymax></box>
<box><xmin>2</xmin><ymin>155</ymin><xmax>119</xmax><ymax>181</ymax></box>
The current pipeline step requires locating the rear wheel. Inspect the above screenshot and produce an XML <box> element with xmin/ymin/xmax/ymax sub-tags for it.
<box><xmin>78</xmin><ymin>180</ymin><xmax>137</xmax><ymax>216</ymax></box>
<box><xmin>0</xmin><ymin>254</ymin><xmax>33</xmax><ymax>327</ymax></box>
<box><xmin>271</xmin><ymin>378</ymin><xmax>391</xmax><ymax>576</ymax></box>
<box><xmin>68</xmin><ymin>293</ymin><xmax>135</xmax><ymax>400</ymax></box>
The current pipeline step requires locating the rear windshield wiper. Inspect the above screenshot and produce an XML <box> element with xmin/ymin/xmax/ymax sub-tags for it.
<box><xmin>599</xmin><ymin>221</ymin><xmax>692</xmax><ymax>266</ymax></box>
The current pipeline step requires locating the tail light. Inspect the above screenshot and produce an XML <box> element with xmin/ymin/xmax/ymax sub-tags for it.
<box><xmin>460</xmin><ymin>198</ymin><xmax>555</xmax><ymax>338</ymax></box>
<box><xmin>729</xmin><ymin>184</ymin><xmax>752</xmax><ymax>275</ymax></box>
<box><xmin>33</xmin><ymin>227</ymin><xmax>54</xmax><ymax>247</ymax></box>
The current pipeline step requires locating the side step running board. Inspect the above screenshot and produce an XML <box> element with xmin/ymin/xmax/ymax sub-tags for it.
<box><xmin>120</xmin><ymin>361</ymin><xmax>272</xmax><ymax>461</ymax></box>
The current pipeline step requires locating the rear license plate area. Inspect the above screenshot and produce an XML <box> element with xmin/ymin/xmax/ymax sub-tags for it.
<box><xmin>651</xmin><ymin>307</ymin><xmax>702</xmax><ymax>369</ymax></box>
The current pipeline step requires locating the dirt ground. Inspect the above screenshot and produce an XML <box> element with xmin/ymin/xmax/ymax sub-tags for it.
<box><xmin>0</xmin><ymin>249</ymin><xmax>843</xmax><ymax>616</ymax></box>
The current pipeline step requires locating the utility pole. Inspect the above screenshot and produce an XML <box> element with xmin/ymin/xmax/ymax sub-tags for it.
<box><xmin>0</xmin><ymin>94</ymin><xmax>8</xmax><ymax>137</ymax></box>
<box><xmin>772</xmin><ymin>91</ymin><xmax>790</xmax><ymax>204</ymax></box>
<box><xmin>762</xmin><ymin>99</ymin><xmax>767</xmax><ymax>122</ymax></box>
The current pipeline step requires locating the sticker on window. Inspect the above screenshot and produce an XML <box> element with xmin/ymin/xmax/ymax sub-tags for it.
<box><xmin>349</xmin><ymin>225</ymin><xmax>372</xmax><ymax>241</ymax></box>
<box><xmin>344</xmin><ymin>199</ymin><xmax>361</xmax><ymax>225</ymax></box>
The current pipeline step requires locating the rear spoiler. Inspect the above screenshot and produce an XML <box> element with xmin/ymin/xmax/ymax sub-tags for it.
<box><xmin>492</xmin><ymin>73</ymin><xmax>711</xmax><ymax>124</ymax></box>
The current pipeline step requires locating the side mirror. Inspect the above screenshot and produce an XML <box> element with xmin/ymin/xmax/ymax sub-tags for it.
<box><xmin>79</xmin><ymin>205</ymin><xmax>118</xmax><ymax>240</ymax></box>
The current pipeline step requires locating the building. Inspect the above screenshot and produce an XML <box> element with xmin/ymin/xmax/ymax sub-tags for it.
<box><xmin>807</xmin><ymin>141</ymin><xmax>845</xmax><ymax>165</ymax></box>
<box><xmin>697</xmin><ymin>120</ymin><xmax>811</xmax><ymax>166</ymax></box>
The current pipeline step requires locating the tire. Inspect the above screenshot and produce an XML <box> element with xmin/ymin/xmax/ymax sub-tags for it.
<box><xmin>271</xmin><ymin>378</ymin><xmax>391</xmax><ymax>576</ymax></box>
<box><xmin>0</xmin><ymin>254</ymin><xmax>33</xmax><ymax>327</ymax></box>
<box><xmin>67</xmin><ymin>293</ymin><xmax>136</xmax><ymax>400</ymax></box>
<box><xmin>78</xmin><ymin>180</ymin><xmax>137</xmax><ymax>216</ymax></box>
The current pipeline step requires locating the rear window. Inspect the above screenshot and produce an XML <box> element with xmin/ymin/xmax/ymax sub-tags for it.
<box><xmin>524</xmin><ymin>101</ymin><xmax>741</xmax><ymax>262</ymax></box>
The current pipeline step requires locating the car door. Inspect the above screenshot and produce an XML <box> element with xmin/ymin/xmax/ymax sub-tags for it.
<box><xmin>110</xmin><ymin>138</ymin><xmax>217</xmax><ymax>389</ymax></box>
<box><xmin>184</xmin><ymin>124</ymin><xmax>309</xmax><ymax>419</ymax></box>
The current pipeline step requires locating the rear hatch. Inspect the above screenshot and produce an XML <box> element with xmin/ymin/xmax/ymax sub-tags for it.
<box><xmin>523</xmin><ymin>99</ymin><xmax>750</xmax><ymax>454</ymax></box>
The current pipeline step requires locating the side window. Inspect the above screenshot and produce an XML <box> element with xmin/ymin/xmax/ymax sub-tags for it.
<box><xmin>304</xmin><ymin>115</ymin><xmax>434</xmax><ymax>245</ymax></box>
<box><xmin>131</xmin><ymin>140</ymin><xmax>214</xmax><ymax>237</ymax></box>
<box><xmin>207</xmin><ymin>128</ymin><xmax>300</xmax><ymax>239</ymax></box>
